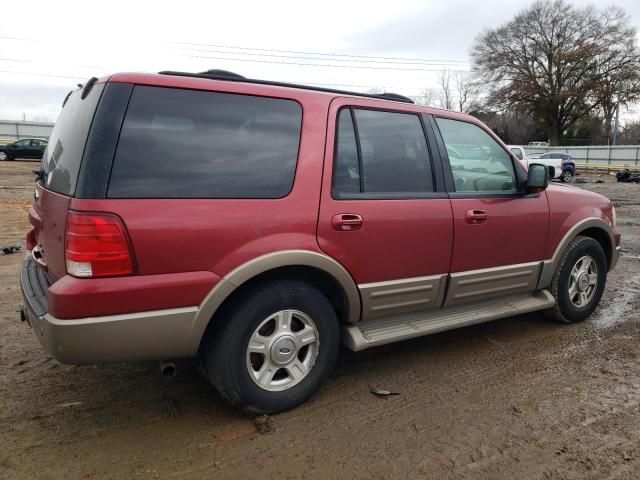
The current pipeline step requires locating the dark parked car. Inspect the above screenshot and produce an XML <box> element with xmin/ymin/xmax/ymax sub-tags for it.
<box><xmin>0</xmin><ymin>138</ymin><xmax>48</xmax><ymax>160</ymax></box>
<box><xmin>537</xmin><ymin>152</ymin><xmax>576</xmax><ymax>182</ymax></box>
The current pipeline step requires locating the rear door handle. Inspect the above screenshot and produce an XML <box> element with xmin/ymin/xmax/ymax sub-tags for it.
<box><xmin>465</xmin><ymin>209</ymin><xmax>488</xmax><ymax>224</ymax></box>
<box><xmin>332</xmin><ymin>214</ymin><xmax>363</xmax><ymax>231</ymax></box>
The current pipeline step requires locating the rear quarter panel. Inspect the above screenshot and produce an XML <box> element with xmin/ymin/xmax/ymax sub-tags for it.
<box><xmin>70</xmin><ymin>85</ymin><xmax>331</xmax><ymax>279</ymax></box>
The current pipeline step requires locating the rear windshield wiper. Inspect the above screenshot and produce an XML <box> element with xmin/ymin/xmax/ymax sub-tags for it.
<box><xmin>32</xmin><ymin>169</ymin><xmax>45</xmax><ymax>182</ymax></box>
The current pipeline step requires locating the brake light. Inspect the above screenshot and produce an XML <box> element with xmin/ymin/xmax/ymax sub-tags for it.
<box><xmin>65</xmin><ymin>211</ymin><xmax>135</xmax><ymax>278</ymax></box>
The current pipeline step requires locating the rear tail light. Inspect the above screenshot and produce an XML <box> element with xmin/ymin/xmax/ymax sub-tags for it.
<box><xmin>65</xmin><ymin>211</ymin><xmax>135</xmax><ymax>278</ymax></box>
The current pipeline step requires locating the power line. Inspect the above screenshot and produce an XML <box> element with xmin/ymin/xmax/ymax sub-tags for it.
<box><xmin>0</xmin><ymin>35</ymin><xmax>471</xmax><ymax>66</ymax></box>
<box><xmin>0</xmin><ymin>70</ymin><xmax>83</xmax><ymax>80</ymax></box>
<box><xmin>178</xmin><ymin>46</ymin><xmax>470</xmax><ymax>67</ymax></box>
<box><xmin>175</xmin><ymin>41</ymin><xmax>469</xmax><ymax>65</ymax></box>
<box><xmin>0</xmin><ymin>35</ymin><xmax>37</xmax><ymax>42</ymax></box>
<box><xmin>187</xmin><ymin>53</ymin><xmax>459</xmax><ymax>72</ymax></box>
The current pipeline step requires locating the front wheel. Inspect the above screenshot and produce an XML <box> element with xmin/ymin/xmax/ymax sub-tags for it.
<box><xmin>0</xmin><ymin>152</ymin><xmax>7</xmax><ymax>161</ymax></box>
<box><xmin>204</xmin><ymin>279</ymin><xmax>340</xmax><ymax>414</ymax></box>
<box><xmin>560</xmin><ymin>169</ymin><xmax>573</xmax><ymax>183</ymax></box>
<box><xmin>544</xmin><ymin>236</ymin><xmax>607</xmax><ymax>323</ymax></box>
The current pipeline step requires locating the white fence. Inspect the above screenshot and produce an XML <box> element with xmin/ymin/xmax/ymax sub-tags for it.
<box><xmin>523</xmin><ymin>145</ymin><xmax>640</xmax><ymax>167</ymax></box>
<box><xmin>0</xmin><ymin>120</ymin><xmax>54</xmax><ymax>144</ymax></box>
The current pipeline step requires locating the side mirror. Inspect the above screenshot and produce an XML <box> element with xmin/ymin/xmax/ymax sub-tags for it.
<box><xmin>525</xmin><ymin>163</ymin><xmax>549</xmax><ymax>194</ymax></box>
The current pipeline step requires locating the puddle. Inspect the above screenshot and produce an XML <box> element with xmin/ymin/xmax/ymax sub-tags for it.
<box><xmin>594</xmin><ymin>273</ymin><xmax>640</xmax><ymax>329</ymax></box>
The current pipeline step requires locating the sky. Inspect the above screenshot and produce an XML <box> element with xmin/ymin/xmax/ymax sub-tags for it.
<box><xmin>1</xmin><ymin>0</ymin><xmax>639</xmax><ymax>123</ymax></box>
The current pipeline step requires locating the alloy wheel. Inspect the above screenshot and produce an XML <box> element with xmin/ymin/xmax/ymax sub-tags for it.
<box><xmin>246</xmin><ymin>309</ymin><xmax>319</xmax><ymax>392</ymax></box>
<box><xmin>568</xmin><ymin>255</ymin><xmax>598</xmax><ymax>308</ymax></box>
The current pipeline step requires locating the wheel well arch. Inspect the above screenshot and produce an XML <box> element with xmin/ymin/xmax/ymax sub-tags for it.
<box><xmin>190</xmin><ymin>251</ymin><xmax>361</xmax><ymax>355</ymax></box>
<box><xmin>197</xmin><ymin>266</ymin><xmax>354</xmax><ymax>354</ymax></box>
<box><xmin>538</xmin><ymin>218</ymin><xmax>615</xmax><ymax>289</ymax></box>
<box><xmin>580</xmin><ymin>227</ymin><xmax>613</xmax><ymax>269</ymax></box>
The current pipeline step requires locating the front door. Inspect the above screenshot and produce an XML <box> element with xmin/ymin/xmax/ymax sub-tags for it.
<box><xmin>429</xmin><ymin>115</ymin><xmax>550</xmax><ymax>305</ymax></box>
<box><xmin>317</xmin><ymin>98</ymin><xmax>454</xmax><ymax>321</ymax></box>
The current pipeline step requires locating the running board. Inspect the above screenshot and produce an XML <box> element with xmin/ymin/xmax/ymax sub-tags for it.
<box><xmin>342</xmin><ymin>290</ymin><xmax>555</xmax><ymax>351</ymax></box>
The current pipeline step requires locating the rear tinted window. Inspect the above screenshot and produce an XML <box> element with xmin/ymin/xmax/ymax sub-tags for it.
<box><xmin>41</xmin><ymin>84</ymin><xmax>104</xmax><ymax>195</ymax></box>
<box><xmin>107</xmin><ymin>86</ymin><xmax>302</xmax><ymax>198</ymax></box>
<box><xmin>333</xmin><ymin>107</ymin><xmax>433</xmax><ymax>196</ymax></box>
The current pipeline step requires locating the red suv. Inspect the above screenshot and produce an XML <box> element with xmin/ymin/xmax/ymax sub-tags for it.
<box><xmin>21</xmin><ymin>70</ymin><xmax>621</xmax><ymax>413</ymax></box>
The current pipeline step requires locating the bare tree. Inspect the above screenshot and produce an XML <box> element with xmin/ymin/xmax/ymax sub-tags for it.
<box><xmin>418</xmin><ymin>88</ymin><xmax>438</xmax><ymax>107</ymax></box>
<box><xmin>618</xmin><ymin>120</ymin><xmax>640</xmax><ymax>145</ymax></box>
<box><xmin>437</xmin><ymin>69</ymin><xmax>453</xmax><ymax>110</ymax></box>
<box><xmin>454</xmin><ymin>71</ymin><xmax>475</xmax><ymax>113</ymax></box>
<box><xmin>471</xmin><ymin>0</ymin><xmax>640</xmax><ymax>145</ymax></box>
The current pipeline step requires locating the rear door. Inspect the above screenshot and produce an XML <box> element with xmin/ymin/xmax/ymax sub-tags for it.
<box><xmin>428</xmin><ymin>115</ymin><xmax>550</xmax><ymax>305</ymax></box>
<box><xmin>318</xmin><ymin>98</ymin><xmax>454</xmax><ymax>321</ymax></box>
<box><xmin>27</xmin><ymin>140</ymin><xmax>40</xmax><ymax>158</ymax></box>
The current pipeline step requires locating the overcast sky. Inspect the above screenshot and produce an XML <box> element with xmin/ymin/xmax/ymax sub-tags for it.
<box><xmin>1</xmin><ymin>0</ymin><xmax>639</xmax><ymax>123</ymax></box>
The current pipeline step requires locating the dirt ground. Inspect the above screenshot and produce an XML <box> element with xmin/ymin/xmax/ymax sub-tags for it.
<box><xmin>1</xmin><ymin>160</ymin><xmax>640</xmax><ymax>480</ymax></box>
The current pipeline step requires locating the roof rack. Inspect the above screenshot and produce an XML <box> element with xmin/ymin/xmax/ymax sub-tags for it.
<box><xmin>157</xmin><ymin>70</ymin><xmax>415</xmax><ymax>104</ymax></box>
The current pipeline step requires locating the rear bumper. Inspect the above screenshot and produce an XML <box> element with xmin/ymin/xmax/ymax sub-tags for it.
<box><xmin>21</xmin><ymin>255</ymin><xmax>200</xmax><ymax>364</ymax></box>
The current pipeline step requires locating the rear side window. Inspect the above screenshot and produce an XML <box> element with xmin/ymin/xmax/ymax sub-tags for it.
<box><xmin>108</xmin><ymin>86</ymin><xmax>302</xmax><ymax>198</ymax></box>
<box><xmin>42</xmin><ymin>84</ymin><xmax>104</xmax><ymax>195</ymax></box>
<box><xmin>333</xmin><ymin>108</ymin><xmax>433</xmax><ymax>196</ymax></box>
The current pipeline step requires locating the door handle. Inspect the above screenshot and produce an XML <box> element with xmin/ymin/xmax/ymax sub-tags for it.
<box><xmin>332</xmin><ymin>214</ymin><xmax>363</xmax><ymax>231</ymax></box>
<box><xmin>465</xmin><ymin>209</ymin><xmax>488</xmax><ymax>224</ymax></box>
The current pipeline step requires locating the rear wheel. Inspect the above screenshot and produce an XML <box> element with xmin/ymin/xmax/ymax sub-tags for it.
<box><xmin>544</xmin><ymin>236</ymin><xmax>607</xmax><ymax>323</ymax></box>
<box><xmin>560</xmin><ymin>169</ymin><xmax>573</xmax><ymax>183</ymax></box>
<box><xmin>204</xmin><ymin>279</ymin><xmax>340</xmax><ymax>414</ymax></box>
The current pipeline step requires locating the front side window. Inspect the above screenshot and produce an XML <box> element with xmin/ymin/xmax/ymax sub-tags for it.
<box><xmin>436</xmin><ymin>118</ymin><xmax>517</xmax><ymax>193</ymax></box>
<box><xmin>15</xmin><ymin>139</ymin><xmax>30</xmax><ymax>146</ymax></box>
<box><xmin>333</xmin><ymin>108</ymin><xmax>433</xmax><ymax>196</ymax></box>
<box><xmin>108</xmin><ymin>86</ymin><xmax>302</xmax><ymax>198</ymax></box>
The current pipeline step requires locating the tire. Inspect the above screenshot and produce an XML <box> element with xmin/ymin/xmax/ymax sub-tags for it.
<box><xmin>0</xmin><ymin>152</ymin><xmax>7</xmax><ymax>161</ymax></box>
<box><xmin>204</xmin><ymin>279</ymin><xmax>340</xmax><ymax>414</ymax></box>
<box><xmin>544</xmin><ymin>235</ymin><xmax>607</xmax><ymax>324</ymax></box>
<box><xmin>560</xmin><ymin>169</ymin><xmax>573</xmax><ymax>183</ymax></box>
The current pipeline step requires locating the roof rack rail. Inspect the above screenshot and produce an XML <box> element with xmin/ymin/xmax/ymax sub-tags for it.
<box><xmin>198</xmin><ymin>69</ymin><xmax>246</xmax><ymax>80</ymax></box>
<box><xmin>372</xmin><ymin>92</ymin><xmax>415</xmax><ymax>103</ymax></box>
<box><xmin>157</xmin><ymin>70</ymin><xmax>415</xmax><ymax>104</ymax></box>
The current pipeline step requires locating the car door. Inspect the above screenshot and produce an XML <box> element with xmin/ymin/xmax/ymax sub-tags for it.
<box><xmin>27</xmin><ymin>140</ymin><xmax>40</xmax><ymax>158</ymax></box>
<box><xmin>427</xmin><ymin>115</ymin><xmax>550</xmax><ymax>306</ymax></box>
<box><xmin>318</xmin><ymin>98</ymin><xmax>454</xmax><ymax>321</ymax></box>
<box><xmin>13</xmin><ymin>139</ymin><xmax>31</xmax><ymax>158</ymax></box>
<box><xmin>30</xmin><ymin>139</ymin><xmax>44</xmax><ymax>158</ymax></box>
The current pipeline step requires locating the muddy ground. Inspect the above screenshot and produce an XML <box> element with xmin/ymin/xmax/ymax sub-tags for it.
<box><xmin>1</xmin><ymin>160</ymin><xmax>640</xmax><ymax>480</ymax></box>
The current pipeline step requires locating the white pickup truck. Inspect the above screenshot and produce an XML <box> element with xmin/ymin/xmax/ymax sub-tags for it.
<box><xmin>508</xmin><ymin>145</ymin><xmax>568</xmax><ymax>182</ymax></box>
